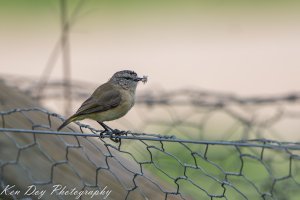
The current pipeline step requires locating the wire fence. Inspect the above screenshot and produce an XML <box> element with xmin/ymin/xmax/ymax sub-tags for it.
<box><xmin>1</xmin><ymin>87</ymin><xmax>300</xmax><ymax>199</ymax></box>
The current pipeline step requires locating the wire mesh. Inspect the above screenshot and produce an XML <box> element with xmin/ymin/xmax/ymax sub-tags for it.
<box><xmin>0</xmin><ymin>87</ymin><xmax>300</xmax><ymax>200</ymax></box>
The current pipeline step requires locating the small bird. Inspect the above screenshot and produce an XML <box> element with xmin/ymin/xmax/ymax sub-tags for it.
<box><xmin>57</xmin><ymin>70</ymin><xmax>147</xmax><ymax>140</ymax></box>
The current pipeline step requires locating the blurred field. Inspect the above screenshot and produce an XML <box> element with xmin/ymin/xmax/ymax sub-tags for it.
<box><xmin>1</xmin><ymin>0</ymin><xmax>300</xmax><ymax>95</ymax></box>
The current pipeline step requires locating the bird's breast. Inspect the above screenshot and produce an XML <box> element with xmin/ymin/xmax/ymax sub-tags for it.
<box><xmin>88</xmin><ymin>90</ymin><xmax>135</xmax><ymax>122</ymax></box>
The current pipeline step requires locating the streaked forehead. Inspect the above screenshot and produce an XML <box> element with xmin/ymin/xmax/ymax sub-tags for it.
<box><xmin>114</xmin><ymin>70</ymin><xmax>137</xmax><ymax>77</ymax></box>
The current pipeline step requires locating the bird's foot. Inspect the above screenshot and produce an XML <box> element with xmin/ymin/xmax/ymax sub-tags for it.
<box><xmin>113</xmin><ymin>129</ymin><xmax>130</xmax><ymax>136</ymax></box>
<box><xmin>97</xmin><ymin>121</ymin><xmax>130</xmax><ymax>143</ymax></box>
<box><xmin>98</xmin><ymin>130</ymin><xmax>106</xmax><ymax>138</ymax></box>
<box><xmin>107</xmin><ymin>129</ymin><xmax>129</xmax><ymax>143</ymax></box>
<box><xmin>109</xmin><ymin>136</ymin><xmax>120</xmax><ymax>143</ymax></box>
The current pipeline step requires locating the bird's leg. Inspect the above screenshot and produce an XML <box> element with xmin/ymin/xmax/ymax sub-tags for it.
<box><xmin>97</xmin><ymin>121</ymin><xmax>128</xmax><ymax>136</ymax></box>
<box><xmin>97</xmin><ymin>121</ymin><xmax>112</xmax><ymax>138</ymax></box>
<box><xmin>97</xmin><ymin>121</ymin><xmax>114</xmax><ymax>132</ymax></box>
<box><xmin>97</xmin><ymin>121</ymin><xmax>120</xmax><ymax>143</ymax></box>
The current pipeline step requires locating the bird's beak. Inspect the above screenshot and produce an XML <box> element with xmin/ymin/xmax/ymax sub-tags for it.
<box><xmin>135</xmin><ymin>76</ymin><xmax>148</xmax><ymax>84</ymax></box>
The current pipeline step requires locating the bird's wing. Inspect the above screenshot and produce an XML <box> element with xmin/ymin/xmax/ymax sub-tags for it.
<box><xmin>74</xmin><ymin>83</ymin><xmax>122</xmax><ymax>116</ymax></box>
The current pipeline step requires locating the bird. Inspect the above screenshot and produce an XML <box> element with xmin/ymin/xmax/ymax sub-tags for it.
<box><xmin>57</xmin><ymin>70</ymin><xmax>147</xmax><ymax>141</ymax></box>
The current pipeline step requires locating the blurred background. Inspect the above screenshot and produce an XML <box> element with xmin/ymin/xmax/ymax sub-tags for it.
<box><xmin>1</xmin><ymin>0</ymin><xmax>300</xmax><ymax>139</ymax></box>
<box><xmin>1</xmin><ymin>1</ymin><xmax>300</xmax><ymax>199</ymax></box>
<box><xmin>1</xmin><ymin>0</ymin><xmax>300</xmax><ymax>94</ymax></box>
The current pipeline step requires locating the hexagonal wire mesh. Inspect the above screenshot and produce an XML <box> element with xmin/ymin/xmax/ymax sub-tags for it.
<box><xmin>1</xmin><ymin>83</ymin><xmax>300</xmax><ymax>200</ymax></box>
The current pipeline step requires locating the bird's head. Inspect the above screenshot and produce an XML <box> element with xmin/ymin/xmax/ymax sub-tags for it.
<box><xmin>110</xmin><ymin>70</ymin><xmax>147</xmax><ymax>90</ymax></box>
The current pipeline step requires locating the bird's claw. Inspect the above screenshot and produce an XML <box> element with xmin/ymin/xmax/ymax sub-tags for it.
<box><xmin>113</xmin><ymin>129</ymin><xmax>129</xmax><ymax>136</ymax></box>
<box><xmin>98</xmin><ymin>125</ymin><xmax>129</xmax><ymax>143</ymax></box>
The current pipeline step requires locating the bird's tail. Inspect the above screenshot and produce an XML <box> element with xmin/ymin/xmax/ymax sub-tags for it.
<box><xmin>57</xmin><ymin>116</ymin><xmax>76</xmax><ymax>131</ymax></box>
